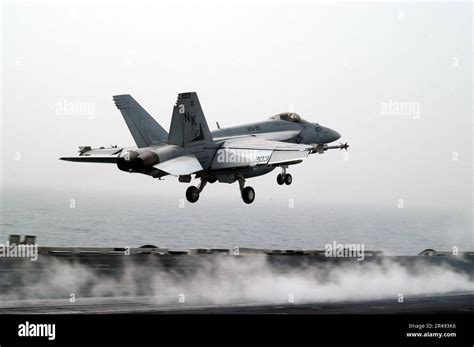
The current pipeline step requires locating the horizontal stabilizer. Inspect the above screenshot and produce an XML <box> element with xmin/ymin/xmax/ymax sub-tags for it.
<box><xmin>153</xmin><ymin>155</ymin><xmax>203</xmax><ymax>175</ymax></box>
<box><xmin>60</xmin><ymin>146</ymin><xmax>123</xmax><ymax>164</ymax></box>
<box><xmin>60</xmin><ymin>156</ymin><xmax>118</xmax><ymax>163</ymax></box>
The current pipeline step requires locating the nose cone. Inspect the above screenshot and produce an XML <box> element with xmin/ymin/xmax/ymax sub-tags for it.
<box><xmin>327</xmin><ymin>128</ymin><xmax>341</xmax><ymax>143</ymax></box>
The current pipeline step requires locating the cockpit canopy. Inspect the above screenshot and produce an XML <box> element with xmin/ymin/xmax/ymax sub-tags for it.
<box><xmin>270</xmin><ymin>112</ymin><xmax>305</xmax><ymax>123</ymax></box>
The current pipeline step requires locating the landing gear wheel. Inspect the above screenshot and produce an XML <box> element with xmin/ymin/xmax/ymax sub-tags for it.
<box><xmin>277</xmin><ymin>174</ymin><xmax>285</xmax><ymax>185</ymax></box>
<box><xmin>186</xmin><ymin>186</ymin><xmax>200</xmax><ymax>203</ymax></box>
<box><xmin>284</xmin><ymin>174</ymin><xmax>292</xmax><ymax>185</ymax></box>
<box><xmin>242</xmin><ymin>186</ymin><xmax>255</xmax><ymax>204</ymax></box>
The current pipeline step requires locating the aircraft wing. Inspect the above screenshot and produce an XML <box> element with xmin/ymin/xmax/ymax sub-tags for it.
<box><xmin>60</xmin><ymin>146</ymin><xmax>124</xmax><ymax>163</ymax></box>
<box><xmin>211</xmin><ymin>137</ymin><xmax>313</xmax><ymax>170</ymax></box>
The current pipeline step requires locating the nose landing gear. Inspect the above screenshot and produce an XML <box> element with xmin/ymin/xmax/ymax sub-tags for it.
<box><xmin>276</xmin><ymin>166</ymin><xmax>292</xmax><ymax>185</ymax></box>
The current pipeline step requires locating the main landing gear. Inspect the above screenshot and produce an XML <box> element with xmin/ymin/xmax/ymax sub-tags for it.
<box><xmin>185</xmin><ymin>176</ymin><xmax>256</xmax><ymax>204</ymax></box>
<box><xmin>185</xmin><ymin>179</ymin><xmax>207</xmax><ymax>203</ymax></box>
<box><xmin>276</xmin><ymin>166</ymin><xmax>292</xmax><ymax>185</ymax></box>
<box><xmin>239</xmin><ymin>178</ymin><xmax>255</xmax><ymax>204</ymax></box>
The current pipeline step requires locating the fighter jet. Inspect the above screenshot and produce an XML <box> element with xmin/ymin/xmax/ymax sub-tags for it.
<box><xmin>60</xmin><ymin>93</ymin><xmax>348</xmax><ymax>204</ymax></box>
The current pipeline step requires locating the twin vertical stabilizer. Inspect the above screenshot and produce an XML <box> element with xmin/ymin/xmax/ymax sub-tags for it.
<box><xmin>168</xmin><ymin>92</ymin><xmax>213</xmax><ymax>147</ymax></box>
<box><xmin>113</xmin><ymin>95</ymin><xmax>169</xmax><ymax>148</ymax></box>
<box><xmin>114</xmin><ymin>92</ymin><xmax>212</xmax><ymax>148</ymax></box>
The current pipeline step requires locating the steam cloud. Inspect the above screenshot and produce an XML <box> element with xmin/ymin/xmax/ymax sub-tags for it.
<box><xmin>1</xmin><ymin>256</ymin><xmax>473</xmax><ymax>310</ymax></box>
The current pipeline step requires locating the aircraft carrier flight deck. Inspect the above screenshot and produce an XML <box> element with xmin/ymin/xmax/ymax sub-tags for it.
<box><xmin>1</xmin><ymin>236</ymin><xmax>473</xmax><ymax>315</ymax></box>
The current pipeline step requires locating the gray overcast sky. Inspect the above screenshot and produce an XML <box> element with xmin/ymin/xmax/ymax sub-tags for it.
<box><xmin>1</xmin><ymin>0</ymin><xmax>472</xmax><ymax>212</ymax></box>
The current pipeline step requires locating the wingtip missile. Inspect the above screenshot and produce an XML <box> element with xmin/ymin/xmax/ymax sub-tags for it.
<box><xmin>339</xmin><ymin>142</ymin><xmax>349</xmax><ymax>151</ymax></box>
